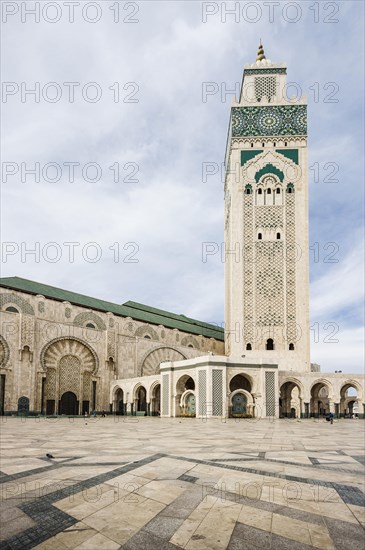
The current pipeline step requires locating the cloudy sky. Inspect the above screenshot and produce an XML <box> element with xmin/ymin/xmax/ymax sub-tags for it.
<box><xmin>1</xmin><ymin>1</ymin><xmax>364</xmax><ymax>372</ymax></box>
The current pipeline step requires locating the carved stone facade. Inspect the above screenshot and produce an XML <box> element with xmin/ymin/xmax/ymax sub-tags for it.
<box><xmin>0</xmin><ymin>286</ymin><xmax>224</xmax><ymax>415</ymax></box>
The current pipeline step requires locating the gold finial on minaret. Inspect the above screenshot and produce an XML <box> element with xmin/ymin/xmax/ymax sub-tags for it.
<box><xmin>256</xmin><ymin>40</ymin><xmax>266</xmax><ymax>62</ymax></box>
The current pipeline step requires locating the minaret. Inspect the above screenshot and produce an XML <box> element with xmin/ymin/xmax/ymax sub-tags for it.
<box><xmin>224</xmin><ymin>43</ymin><xmax>310</xmax><ymax>372</ymax></box>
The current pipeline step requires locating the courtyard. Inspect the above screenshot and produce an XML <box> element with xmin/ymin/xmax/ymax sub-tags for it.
<box><xmin>0</xmin><ymin>417</ymin><xmax>364</xmax><ymax>550</ymax></box>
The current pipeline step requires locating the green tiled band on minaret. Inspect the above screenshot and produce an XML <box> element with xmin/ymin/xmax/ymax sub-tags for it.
<box><xmin>241</xmin><ymin>150</ymin><xmax>263</xmax><ymax>166</ymax></box>
<box><xmin>276</xmin><ymin>149</ymin><xmax>299</xmax><ymax>165</ymax></box>
<box><xmin>232</xmin><ymin>105</ymin><xmax>307</xmax><ymax>137</ymax></box>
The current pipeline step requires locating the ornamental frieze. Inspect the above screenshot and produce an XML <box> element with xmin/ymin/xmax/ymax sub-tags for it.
<box><xmin>231</xmin><ymin>105</ymin><xmax>307</xmax><ymax>137</ymax></box>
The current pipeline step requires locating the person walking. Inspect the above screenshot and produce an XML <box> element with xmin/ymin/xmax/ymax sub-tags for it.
<box><xmin>329</xmin><ymin>411</ymin><xmax>334</xmax><ymax>424</ymax></box>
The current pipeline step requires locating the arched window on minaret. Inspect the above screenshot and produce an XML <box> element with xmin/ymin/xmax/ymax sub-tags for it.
<box><xmin>276</xmin><ymin>233</ymin><xmax>281</xmax><ymax>240</ymax></box>
<box><xmin>245</xmin><ymin>184</ymin><xmax>252</xmax><ymax>195</ymax></box>
<box><xmin>289</xmin><ymin>343</ymin><xmax>295</xmax><ymax>350</ymax></box>
<box><xmin>286</xmin><ymin>183</ymin><xmax>295</xmax><ymax>194</ymax></box>
<box><xmin>258</xmin><ymin>233</ymin><xmax>262</xmax><ymax>240</ymax></box>
<box><xmin>256</xmin><ymin>187</ymin><xmax>264</xmax><ymax>206</ymax></box>
<box><xmin>265</xmin><ymin>187</ymin><xmax>273</xmax><ymax>206</ymax></box>
<box><xmin>274</xmin><ymin>186</ymin><xmax>283</xmax><ymax>205</ymax></box>
<box><xmin>266</xmin><ymin>338</ymin><xmax>274</xmax><ymax>350</ymax></box>
<box><xmin>246</xmin><ymin>343</ymin><xmax>252</xmax><ymax>350</ymax></box>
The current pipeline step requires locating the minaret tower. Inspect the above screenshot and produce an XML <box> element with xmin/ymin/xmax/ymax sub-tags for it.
<box><xmin>224</xmin><ymin>43</ymin><xmax>310</xmax><ymax>372</ymax></box>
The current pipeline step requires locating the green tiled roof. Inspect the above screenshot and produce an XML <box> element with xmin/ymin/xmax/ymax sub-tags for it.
<box><xmin>0</xmin><ymin>277</ymin><xmax>224</xmax><ymax>341</ymax></box>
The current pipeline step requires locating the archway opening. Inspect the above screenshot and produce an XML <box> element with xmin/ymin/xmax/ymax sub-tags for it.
<box><xmin>176</xmin><ymin>375</ymin><xmax>196</xmax><ymax>417</ymax></box>
<box><xmin>151</xmin><ymin>384</ymin><xmax>161</xmax><ymax>416</ymax></box>
<box><xmin>136</xmin><ymin>386</ymin><xmax>147</xmax><ymax>414</ymax></box>
<box><xmin>266</xmin><ymin>338</ymin><xmax>274</xmax><ymax>350</ymax></box>
<box><xmin>310</xmin><ymin>383</ymin><xmax>330</xmax><ymax>418</ymax></box>
<box><xmin>114</xmin><ymin>388</ymin><xmax>124</xmax><ymax>415</ymax></box>
<box><xmin>60</xmin><ymin>392</ymin><xmax>78</xmax><ymax>415</ymax></box>
<box><xmin>176</xmin><ymin>375</ymin><xmax>195</xmax><ymax>394</ymax></box>
<box><xmin>280</xmin><ymin>381</ymin><xmax>302</xmax><ymax>418</ymax></box>
<box><xmin>340</xmin><ymin>384</ymin><xmax>359</xmax><ymax>418</ymax></box>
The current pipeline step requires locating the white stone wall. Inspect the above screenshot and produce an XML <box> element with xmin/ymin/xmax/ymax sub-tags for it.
<box><xmin>224</xmin><ymin>61</ymin><xmax>310</xmax><ymax>372</ymax></box>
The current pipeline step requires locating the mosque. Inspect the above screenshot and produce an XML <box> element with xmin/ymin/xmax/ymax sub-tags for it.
<box><xmin>0</xmin><ymin>44</ymin><xmax>363</xmax><ymax>419</ymax></box>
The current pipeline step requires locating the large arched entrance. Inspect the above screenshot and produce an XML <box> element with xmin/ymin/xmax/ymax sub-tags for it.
<box><xmin>280</xmin><ymin>380</ymin><xmax>303</xmax><ymax>418</ymax></box>
<box><xmin>60</xmin><ymin>392</ymin><xmax>78</xmax><ymax>415</ymax></box>
<box><xmin>41</xmin><ymin>338</ymin><xmax>97</xmax><ymax>415</ymax></box>
<box><xmin>310</xmin><ymin>382</ymin><xmax>331</xmax><ymax>417</ymax></box>
<box><xmin>176</xmin><ymin>375</ymin><xmax>196</xmax><ymax>417</ymax></box>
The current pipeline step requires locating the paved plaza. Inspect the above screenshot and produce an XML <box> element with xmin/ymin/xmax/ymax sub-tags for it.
<box><xmin>0</xmin><ymin>417</ymin><xmax>364</xmax><ymax>550</ymax></box>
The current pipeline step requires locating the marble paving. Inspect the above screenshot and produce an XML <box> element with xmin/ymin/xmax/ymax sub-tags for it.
<box><xmin>0</xmin><ymin>416</ymin><xmax>364</xmax><ymax>549</ymax></box>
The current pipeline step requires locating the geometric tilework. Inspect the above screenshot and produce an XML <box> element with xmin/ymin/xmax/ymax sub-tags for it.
<box><xmin>232</xmin><ymin>105</ymin><xmax>307</xmax><ymax>137</ymax></box>
<box><xmin>0</xmin><ymin>292</ymin><xmax>35</xmax><ymax>315</ymax></box>
<box><xmin>265</xmin><ymin>371</ymin><xmax>276</xmax><ymax>416</ymax></box>
<box><xmin>255</xmin><ymin>205</ymin><xmax>283</xmax><ymax>228</ymax></box>
<box><xmin>286</xmin><ymin>192</ymin><xmax>297</xmax><ymax>341</ymax></box>
<box><xmin>181</xmin><ymin>335</ymin><xmax>200</xmax><ymax>349</ymax></box>
<box><xmin>21</xmin><ymin>314</ymin><xmax>35</xmax><ymax>350</ymax></box>
<box><xmin>198</xmin><ymin>370</ymin><xmax>207</xmax><ymax>416</ymax></box>
<box><xmin>255</xmin><ymin>242</ymin><xmax>284</xmax><ymax>326</ymax></box>
<box><xmin>82</xmin><ymin>370</ymin><xmax>91</xmax><ymax>400</ymax></box>
<box><xmin>243</xmin><ymin>193</ymin><xmax>254</xmax><ymax>344</ymax></box>
<box><xmin>0</xmin><ymin>334</ymin><xmax>10</xmax><ymax>368</ymax></box>
<box><xmin>135</xmin><ymin>325</ymin><xmax>160</xmax><ymax>340</ymax></box>
<box><xmin>45</xmin><ymin>368</ymin><xmax>57</xmax><ymax>400</ymax></box>
<box><xmin>141</xmin><ymin>347</ymin><xmax>186</xmax><ymax>377</ymax></box>
<box><xmin>244</xmin><ymin>68</ymin><xmax>287</xmax><ymax>75</ymax></box>
<box><xmin>73</xmin><ymin>311</ymin><xmax>106</xmax><ymax>330</ymax></box>
<box><xmin>161</xmin><ymin>374</ymin><xmax>169</xmax><ymax>416</ymax></box>
<box><xmin>107</xmin><ymin>331</ymin><xmax>116</xmax><ymax>360</ymax></box>
<box><xmin>59</xmin><ymin>355</ymin><xmax>81</xmax><ymax>397</ymax></box>
<box><xmin>212</xmin><ymin>369</ymin><xmax>223</xmax><ymax>416</ymax></box>
<box><xmin>254</xmin><ymin>76</ymin><xmax>276</xmax><ymax>102</ymax></box>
